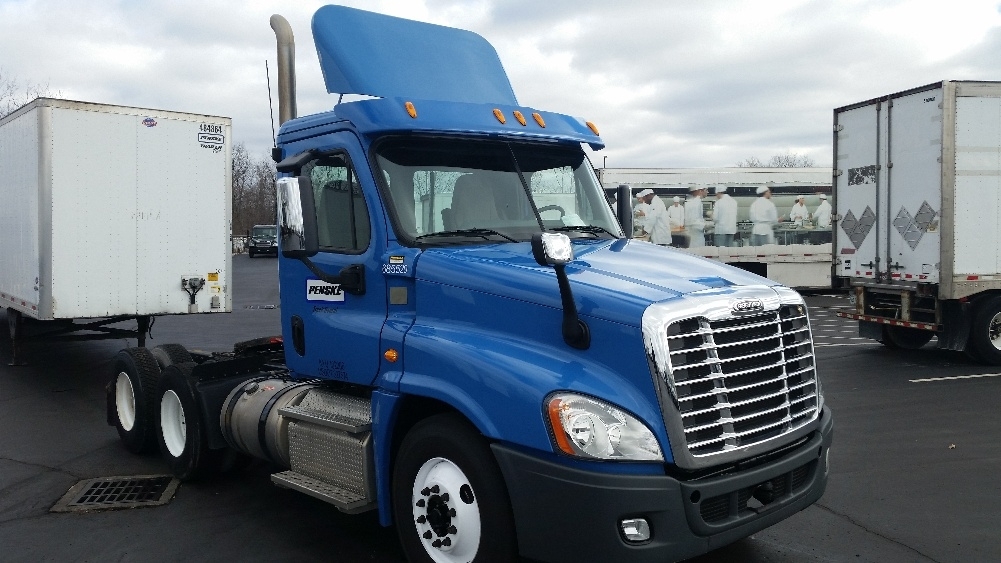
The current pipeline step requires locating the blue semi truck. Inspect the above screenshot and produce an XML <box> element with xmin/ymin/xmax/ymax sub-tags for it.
<box><xmin>108</xmin><ymin>6</ymin><xmax>832</xmax><ymax>562</ymax></box>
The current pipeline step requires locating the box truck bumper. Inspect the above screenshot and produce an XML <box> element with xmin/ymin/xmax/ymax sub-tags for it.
<box><xmin>492</xmin><ymin>406</ymin><xmax>833</xmax><ymax>563</ymax></box>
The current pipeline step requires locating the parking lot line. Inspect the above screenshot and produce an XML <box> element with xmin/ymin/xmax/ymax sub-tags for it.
<box><xmin>909</xmin><ymin>373</ymin><xmax>1001</xmax><ymax>383</ymax></box>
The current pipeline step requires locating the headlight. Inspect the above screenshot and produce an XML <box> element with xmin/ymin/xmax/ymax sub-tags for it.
<box><xmin>545</xmin><ymin>393</ymin><xmax>663</xmax><ymax>461</ymax></box>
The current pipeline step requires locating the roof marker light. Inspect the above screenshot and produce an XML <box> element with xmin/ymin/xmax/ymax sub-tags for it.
<box><xmin>586</xmin><ymin>121</ymin><xmax>600</xmax><ymax>136</ymax></box>
<box><xmin>513</xmin><ymin>110</ymin><xmax>527</xmax><ymax>126</ymax></box>
<box><xmin>493</xmin><ymin>108</ymin><xmax>507</xmax><ymax>124</ymax></box>
<box><xmin>405</xmin><ymin>101</ymin><xmax>417</xmax><ymax>118</ymax></box>
<box><xmin>532</xmin><ymin>112</ymin><xmax>546</xmax><ymax>127</ymax></box>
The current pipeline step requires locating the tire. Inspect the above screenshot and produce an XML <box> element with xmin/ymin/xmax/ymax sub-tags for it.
<box><xmin>882</xmin><ymin>325</ymin><xmax>934</xmax><ymax>350</ymax></box>
<box><xmin>150</xmin><ymin>343</ymin><xmax>193</xmax><ymax>371</ymax></box>
<box><xmin>110</xmin><ymin>347</ymin><xmax>161</xmax><ymax>454</ymax></box>
<box><xmin>158</xmin><ymin>362</ymin><xmax>236</xmax><ymax>480</ymax></box>
<box><xmin>969</xmin><ymin>295</ymin><xmax>1001</xmax><ymax>365</ymax></box>
<box><xmin>393</xmin><ymin>413</ymin><xmax>517</xmax><ymax>563</ymax></box>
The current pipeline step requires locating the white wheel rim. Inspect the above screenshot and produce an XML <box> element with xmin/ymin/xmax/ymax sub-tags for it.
<box><xmin>115</xmin><ymin>372</ymin><xmax>136</xmax><ymax>432</ymax></box>
<box><xmin>160</xmin><ymin>390</ymin><xmax>187</xmax><ymax>457</ymax></box>
<box><xmin>989</xmin><ymin>312</ymin><xmax>1001</xmax><ymax>350</ymax></box>
<box><xmin>411</xmin><ymin>457</ymin><xmax>481</xmax><ymax>563</ymax></box>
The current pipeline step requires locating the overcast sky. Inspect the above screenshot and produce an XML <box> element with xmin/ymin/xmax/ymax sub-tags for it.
<box><xmin>3</xmin><ymin>0</ymin><xmax>1001</xmax><ymax>168</ymax></box>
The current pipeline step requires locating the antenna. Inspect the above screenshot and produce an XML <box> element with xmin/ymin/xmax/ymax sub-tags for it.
<box><xmin>266</xmin><ymin>60</ymin><xmax>277</xmax><ymax>147</ymax></box>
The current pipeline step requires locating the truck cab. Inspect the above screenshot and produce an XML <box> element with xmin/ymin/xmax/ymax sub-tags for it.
<box><xmin>109</xmin><ymin>6</ymin><xmax>832</xmax><ymax>563</ymax></box>
<box><xmin>247</xmin><ymin>224</ymin><xmax>278</xmax><ymax>258</ymax></box>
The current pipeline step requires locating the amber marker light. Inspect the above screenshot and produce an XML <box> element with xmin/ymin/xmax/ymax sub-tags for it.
<box><xmin>547</xmin><ymin>397</ymin><xmax>576</xmax><ymax>455</ymax></box>
<box><xmin>384</xmin><ymin>348</ymin><xmax>399</xmax><ymax>363</ymax></box>
<box><xmin>586</xmin><ymin>121</ymin><xmax>600</xmax><ymax>136</ymax></box>
<box><xmin>512</xmin><ymin>110</ymin><xmax>527</xmax><ymax>126</ymax></box>
<box><xmin>492</xmin><ymin>108</ymin><xmax>507</xmax><ymax>124</ymax></box>
<box><xmin>532</xmin><ymin>112</ymin><xmax>546</xmax><ymax>127</ymax></box>
<box><xmin>404</xmin><ymin>101</ymin><xmax>417</xmax><ymax>118</ymax></box>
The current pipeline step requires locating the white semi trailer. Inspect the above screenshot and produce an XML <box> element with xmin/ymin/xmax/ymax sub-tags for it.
<box><xmin>0</xmin><ymin>98</ymin><xmax>232</xmax><ymax>363</ymax></box>
<box><xmin>834</xmin><ymin>80</ymin><xmax>1001</xmax><ymax>362</ymax></box>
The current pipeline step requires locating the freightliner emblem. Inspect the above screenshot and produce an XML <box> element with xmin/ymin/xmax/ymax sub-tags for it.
<box><xmin>731</xmin><ymin>298</ymin><xmax>764</xmax><ymax>316</ymax></box>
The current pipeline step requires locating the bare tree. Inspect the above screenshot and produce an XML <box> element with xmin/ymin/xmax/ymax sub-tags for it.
<box><xmin>232</xmin><ymin>143</ymin><xmax>278</xmax><ymax>237</ymax></box>
<box><xmin>736</xmin><ymin>153</ymin><xmax>815</xmax><ymax>168</ymax></box>
<box><xmin>0</xmin><ymin>68</ymin><xmax>55</xmax><ymax>118</ymax></box>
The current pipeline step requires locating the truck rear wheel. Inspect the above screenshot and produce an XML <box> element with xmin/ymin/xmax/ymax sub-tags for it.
<box><xmin>881</xmin><ymin>325</ymin><xmax>934</xmax><ymax>350</ymax></box>
<box><xmin>158</xmin><ymin>362</ymin><xmax>237</xmax><ymax>480</ymax></box>
<box><xmin>393</xmin><ymin>413</ymin><xmax>517</xmax><ymax>563</ymax></box>
<box><xmin>110</xmin><ymin>348</ymin><xmax>161</xmax><ymax>454</ymax></box>
<box><xmin>969</xmin><ymin>295</ymin><xmax>1001</xmax><ymax>364</ymax></box>
<box><xmin>151</xmin><ymin>344</ymin><xmax>192</xmax><ymax>370</ymax></box>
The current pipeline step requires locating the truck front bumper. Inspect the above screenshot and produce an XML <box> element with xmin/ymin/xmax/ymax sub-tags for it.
<box><xmin>492</xmin><ymin>406</ymin><xmax>833</xmax><ymax>563</ymax></box>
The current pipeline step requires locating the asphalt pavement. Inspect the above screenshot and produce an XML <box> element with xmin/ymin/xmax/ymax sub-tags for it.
<box><xmin>1</xmin><ymin>256</ymin><xmax>999</xmax><ymax>562</ymax></box>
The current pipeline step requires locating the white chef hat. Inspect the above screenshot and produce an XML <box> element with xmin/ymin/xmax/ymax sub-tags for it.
<box><xmin>716</xmin><ymin>186</ymin><xmax>727</xmax><ymax>193</ymax></box>
<box><xmin>756</xmin><ymin>186</ymin><xmax>769</xmax><ymax>195</ymax></box>
<box><xmin>673</xmin><ymin>196</ymin><xmax>681</xmax><ymax>203</ymax></box>
<box><xmin>796</xmin><ymin>194</ymin><xmax>805</xmax><ymax>200</ymax></box>
<box><xmin>636</xmin><ymin>188</ymin><xmax>654</xmax><ymax>198</ymax></box>
<box><xmin>819</xmin><ymin>193</ymin><xmax>828</xmax><ymax>199</ymax></box>
<box><xmin>688</xmin><ymin>185</ymin><xmax>699</xmax><ymax>192</ymax></box>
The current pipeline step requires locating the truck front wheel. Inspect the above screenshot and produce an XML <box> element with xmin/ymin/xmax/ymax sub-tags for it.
<box><xmin>110</xmin><ymin>348</ymin><xmax>161</xmax><ymax>454</ymax></box>
<box><xmin>393</xmin><ymin>413</ymin><xmax>517</xmax><ymax>563</ymax></box>
<box><xmin>969</xmin><ymin>295</ymin><xmax>1001</xmax><ymax>364</ymax></box>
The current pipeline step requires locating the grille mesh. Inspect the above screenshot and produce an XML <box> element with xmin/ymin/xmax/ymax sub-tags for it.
<box><xmin>664</xmin><ymin>305</ymin><xmax>818</xmax><ymax>458</ymax></box>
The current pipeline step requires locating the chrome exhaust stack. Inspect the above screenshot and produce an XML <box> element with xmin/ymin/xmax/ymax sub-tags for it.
<box><xmin>270</xmin><ymin>14</ymin><xmax>297</xmax><ymax>125</ymax></box>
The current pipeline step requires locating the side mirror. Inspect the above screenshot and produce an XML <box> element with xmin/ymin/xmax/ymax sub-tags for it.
<box><xmin>616</xmin><ymin>184</ymin><xmax>633</xmax><ymax>238</ymax></box>
<box><xmin>277</xmin><ymin>176</ymin><xmax>318</xmax><ymax>258</ymax></box>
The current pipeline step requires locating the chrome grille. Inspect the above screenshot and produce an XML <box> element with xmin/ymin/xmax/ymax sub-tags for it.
<box><xmin>664</xmin><ymin>304</ymin><xmax>818</xmax><ymax>458</ymax></box>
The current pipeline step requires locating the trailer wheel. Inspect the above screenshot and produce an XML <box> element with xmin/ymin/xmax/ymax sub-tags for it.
<box><xmin>969</xmin><ymin>295</ymin><xmax>1001</xmax><ymax>365</ymax></box>
<box><xmin>151</xmin><ymin>344</ymin><xmax>193</xmax><ymax>370</ymax></box>
<box><xmin>158</xmin><ymin>362</ymin><xmax>235</xmax><ymax>480</ymax></box>
<box><xmin>393</xmin><ymin>413</ymin><xmax>517</xmax><ymax>563</ymax></box>
<box><xmin>110</xmin><ymin>348</ymin><xmax>161</xmax><ymax>454</ymax></box>
<box><xmin>881</xmin><ymin>325</ymin><xmax>934</xmax><ymax>350</ymax></box>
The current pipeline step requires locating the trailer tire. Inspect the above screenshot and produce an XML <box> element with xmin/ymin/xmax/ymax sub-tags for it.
<box><xmin>882</xmin><ymin>325</ymin><xmax>933</xmax><ymax>350</ymax></box>
<box><xmin>969</xmin><ymin>295</ymin><xmax>1001</xmax><ymax>365</ymax></box>
<box><xmin>158</xmin><ymin>362</ymin><xmax>235</xmax><ymax>481</ymax></box>
<box><xmin>151</xmin><ymin>344</ymin><xmax>193</xmax><ymax>371</ymax></box>
<box><xmin>110</xmin><ymin>348</ymin><xmax>161</xmax><ymax>454</ymax></box>
<box><xmin>393</xmin><ymin>413</ymin><xmax>517</xmax><ymax>563</ymax></box>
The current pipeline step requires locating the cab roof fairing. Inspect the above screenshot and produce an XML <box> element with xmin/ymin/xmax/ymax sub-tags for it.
<box><xmin>276</xmin><ymin>97</ymin><xmax>605</xmax><ymax>151</ymax></box>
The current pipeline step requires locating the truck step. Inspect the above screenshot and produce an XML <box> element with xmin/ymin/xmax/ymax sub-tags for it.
<box><xmin>278</xmin><ymin>404</ymin><xmax>371</xmax><ymax>433</ymax></box>
<box><xmin>271</xmin><ymin>470</ymin><xmax>376</xmax><ymax>514</ymax></box>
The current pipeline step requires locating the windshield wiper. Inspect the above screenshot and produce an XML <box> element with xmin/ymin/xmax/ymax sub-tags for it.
<box><xmin>551</xmin><ymin>225</ymin><xmax>618</xmax><ymax>238</ymax></box>
<box><xmin>415</xmin><ymin>228</ymin><xmax>518</xmax><ymax>243</ymax></box>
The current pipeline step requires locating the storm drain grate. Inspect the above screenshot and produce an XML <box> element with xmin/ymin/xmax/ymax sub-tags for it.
<box><xmin>51</xmin><ymin>475</ymin><xmax>179</xmax><ymax>513</ymax></box>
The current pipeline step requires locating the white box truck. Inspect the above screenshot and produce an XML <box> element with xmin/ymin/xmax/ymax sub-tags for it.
<box><xmin>0</xmin><ymin>98</ymin><xmax>232</xmax><ymax>363</ymax></box>
<box><xmin>834</xmin><ymin>80</ymin><xmax>1001</xmax><ymax>362</ymax></box>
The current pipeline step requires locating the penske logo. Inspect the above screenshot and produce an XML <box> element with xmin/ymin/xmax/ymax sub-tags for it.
<box><xmin>306</xmin><ymin>280</ymin><xmax>344</xmax><ymax>302</ymax></box>
<box><xmin>731</xmin><ymin>298</ymin><xmax>764</xmax><ymax>315</ymax></box>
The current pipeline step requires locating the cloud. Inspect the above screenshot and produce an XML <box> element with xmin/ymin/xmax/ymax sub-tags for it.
<box><xmin>3</xmin><ymin>0</ymin><xmax>1001</xmax><ymax>168</ymax></box>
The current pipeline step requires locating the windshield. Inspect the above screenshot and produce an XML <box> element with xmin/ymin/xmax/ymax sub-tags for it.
<box><xmin>374</xmin><ymin>137</ymin><xmax>621</xmax><ymax>244</ymax></box>
<box><xmin>252</xmin><ymin>226</ymin><xmax>277</xmax><ymax>238</ymax></box>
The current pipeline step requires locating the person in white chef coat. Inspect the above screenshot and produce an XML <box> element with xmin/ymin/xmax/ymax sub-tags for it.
<box><xmin>711</xmin><ymin>186</ymin><xmax>738</xmax><ymax>247</ymax></box>
<box><xmin>749</xmin><ymin>186</ymin><xmax>779</xmax><ymax>246</ymax></box>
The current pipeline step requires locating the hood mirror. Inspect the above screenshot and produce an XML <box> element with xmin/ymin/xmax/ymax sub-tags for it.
<box><xmin>532</xmin><ymin>233</ymin><xmax>590</xmax><ymax>350</ymax></box>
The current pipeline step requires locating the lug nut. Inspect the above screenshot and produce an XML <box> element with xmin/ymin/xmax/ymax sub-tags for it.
<box><xmin>432</xmin><ymin>540</ymin><xmax>442</xmax><ymax>548</ymax></box>
<box><xmin>416</xmin><ymin>499</ymin><xmax>425</xmax><ymax>507</ymax></box>
<box><xmin>443</xmin><ymin>538</ymin><xmax>452</xmax><ymax>547</ymax></box>
<box><xmin>449</xmin><ymin>508</ymin><xmax>456</xmax><ymax>517</ymax></box>
<box><xmin>421</xmin><ymin>487</ymin><xmax>431</xmax><ymax>496</ymax></box>
<box><xmin>448</xmin><ymin>525</ymin><xmax>457</xmax><ymax>535</ymax></box>
<box><xmin>423</xmin><ymin>530</ymin><xmax>433</xmax><ymax>539</ymax></box>
<box><xmin>431</xmin><ymin>485</ymin><xmax>440</xmax><ymax>494</ymax></box>
<box><xmin>441</xmin><ymin>493</ymin><xmax>449</xmax><ymax>502</ymax></box>
<box><xmin>416</xmin><ymin>515</ymin><xmax>426</xmax><ymax>524</ymax></box>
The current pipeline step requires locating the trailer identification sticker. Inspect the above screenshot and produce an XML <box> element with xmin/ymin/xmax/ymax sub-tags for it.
<box><xmin>306</xmin><ymin>280</ymin><xmax>345</xmax><ymax>302</ymax></box>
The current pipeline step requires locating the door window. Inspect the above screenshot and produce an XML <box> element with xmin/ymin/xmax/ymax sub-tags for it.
<box><xmin>305</xmin><ymin>155</ymin><xmax>371</xmax><ymax>252</ymax></box>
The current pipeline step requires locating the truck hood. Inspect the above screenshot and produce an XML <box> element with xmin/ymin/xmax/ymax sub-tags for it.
<box><xmin>415</xmin><ymin>239</ymin><xmax>777</xmax><ymax>326</ymax></box>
